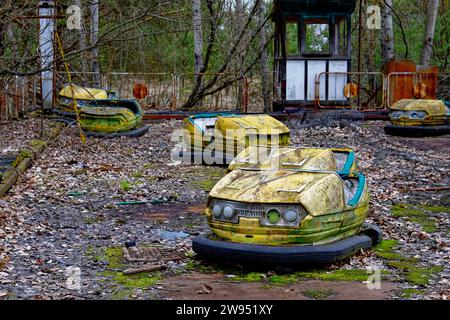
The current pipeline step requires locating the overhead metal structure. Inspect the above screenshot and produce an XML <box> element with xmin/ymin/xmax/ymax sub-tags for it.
<box><xmin>272</xmin><ymin>0</ymin><xmax>357</xmax><ymax>110</ymax></box>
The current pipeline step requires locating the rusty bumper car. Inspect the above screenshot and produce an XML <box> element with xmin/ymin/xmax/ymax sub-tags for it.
<box><xmin>172</xmin><ymin>113</ymin><xmax>291</xmax><ymax>165</ymax></box>
<box><xmin>385</xmin><ymin>99</ymin><xmax>450</xmax><ymax>137</ymax></box>
<box><xmin>192</xmin><ymin>146</ymin><xmax>382</xmax><ymax>266</ymax></box>
<box><xmin>54</xmin><ymin>84</ymin><xmax>149</xmax><ymax>138</ymax></box>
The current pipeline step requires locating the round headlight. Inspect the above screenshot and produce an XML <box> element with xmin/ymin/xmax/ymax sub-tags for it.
<box><xmin>223</xmin><ymin>206</ymin><xmax>235</xmax><ymax>219</ymax></box>
<box><xmin>284</xmin><ymin>210</ymin><xmax>299</xmax><ymax>223</ymax></box>
<box><xmin>267</xmin><ymin>209</ymin><xmax>281</xmax><ymax>224</ymax></box>
<box><xmin>212</xmin><ymin>204</ymin><xmax>222</xmax><ymax>218</ymax></box>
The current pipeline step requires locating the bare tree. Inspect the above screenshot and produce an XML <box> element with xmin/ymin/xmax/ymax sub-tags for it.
<box><xmin>420</xmin><ymin>0</ymin><xmax>440</xmax><ymax>66</ymax></box>
<box><xmin>258</xmin><ymin>0</ymin><xmax>270</xmax><ymax>112</ymax></box>
<box><xmin>381</xmin><ymin>0</ymin><xmax>395</xmax><ymax>64</ymax></box>
<box><xmin>76</xmin><ymin>0</ymin><xmax>88</xmax><ymax>73</ymax></box>
<box><xmin>192</xmin><ymin>0</ymin><xmax>203</xmax><ymax>79</ymax></box>
<box><xmin>183</xmin><ymin>0</ymin><xmax>269</xmax><ymax>110</ymax></box>
<box><xmin>90</xmin><ymin>0</ymin><xmax>100</xmax><ymax>84</ymax></box>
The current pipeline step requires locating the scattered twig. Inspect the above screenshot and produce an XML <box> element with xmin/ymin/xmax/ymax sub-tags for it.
<box><xmin>412</xmin><ymin>187</ymin><xmax>450</xmax><ymax>192</ymax></box>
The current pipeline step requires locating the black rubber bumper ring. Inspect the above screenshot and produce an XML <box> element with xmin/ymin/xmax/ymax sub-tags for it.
<box><xmin>84</xmin><ymin>125</ymin><xmax>149</xmax><ymax>138</ymax></box>
<box><xmin>193</xmin><ymin>234</ymin><xmax>373</xmax><ymax>266</ymax></box>
<box><xmin>384</xmin><ymin>124</ymin><xmax>450</xmax><ymax>137</ymax></box>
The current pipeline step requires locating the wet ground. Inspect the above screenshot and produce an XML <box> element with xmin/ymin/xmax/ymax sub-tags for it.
<box><xmin>0</xmin><ymin>118</ymin><xmax>449</xmax><ymax>300</ymax></box>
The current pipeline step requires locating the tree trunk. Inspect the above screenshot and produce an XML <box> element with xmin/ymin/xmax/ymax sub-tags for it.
<box><xmin>257</xmin><ymin>0</ymin><xmax>270</xmax><ymax>113</ymax></box>
<box><xmin>381</xmin><ymin>0</ymin><xmax>395</xmax><ymax>64</ymax></box>
<box><xmin>420</xmin><ymin>0</ymin><xmax>439</xmax><ymax>66</ymax></box>
<box><xmin>235</xmin><ymin>0</ymin><xmax>245</xmax><ymax>111</ymax></box>
<box><xmin>192</xmin><ymin>0</ymin><xmax>203</xmax><ymax>80</ymax></box>
<box><xmin>76</xmin><ymin>0</ymin><xmax>88</xmax><ymax>74</ymax></box>
<box><xmin>90</xmin><ymin>0</ymin><xmax>100</xmax><ymax>85</ymax></box>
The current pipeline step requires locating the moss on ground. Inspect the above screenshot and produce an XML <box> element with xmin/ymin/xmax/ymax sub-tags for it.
<box><xmin>417</xmin><ymin>205</ymin><xmax>450</xmax><ymax>213</ymax></box>
<box><xmin>120</xmin><ymin>180</ymin><xmax>132</xmax><ymax>192</ymax></box>
<box><xmin>233</xmin><ymin>272</ymin><xmax>264</xmax><ymax>282</ymax></box>
<box><xmin>296</xmin><ymin>269</ymin><xmax>390</xmax><ymax>282</ymax></box>
<box><xmin>391</xmin><ymin>204</ymin><xmax>443</xmax><ymax>233</ymax></box>
<box><xmin>388</xmin><ymin>261</ymin><xmax>443</xmax><ymax>286</ymax></box>
<box><xmin>374</xmin><ymin>240</ymin><xmax>443</xmax><ymax>286</ymax></box>
<box><xmin>11</xmin><ymin>149</ymin><xmax>33</xmax><ymax>167</ymax></box>
<box><xmin>373</xmin><ymin>240</ymin><xmax>416</xmax><ymax>262</ymax></box>
<box><xmin>401</xmin><ymin>288</ymin><xmax>424</xmax><ymax>299</ymax></box>
<box><xmin>190</xmin><ymin>167</ymin><xmax>226</xmax><ymax>192</ymax></box>
<box><xmin>188</xmin><ymin>259</ymin><xmax>389</xmax><ymax>286</ymax></box>
<box><xmin>302</xmin><ymin>288</ymin><xmax>336</xmax><ymax>300</ymax></box>
<box><xmin>186</xmin><ymin>260</ymin><xmax>237</xmax><ymax>275</ymax></box>
<box><xmin>87</xmin><ymin>246</ymin><xmax>162</xmax><ymax>300</ymax></box>
<box><xmin>30</xmin><ymin>139</ymin><xmax>47</xmax><ymax>151</ymax></box>
<box><xmin>131</xmin><ymin>171</ymin><xmax>143</xmax><ymax>179</ymax></box>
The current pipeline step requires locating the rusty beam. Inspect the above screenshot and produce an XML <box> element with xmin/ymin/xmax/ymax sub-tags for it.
<box><xmin>143</xmin><ymin>109</ymin><xmax>390</xmax><ymax>122</ymax></box>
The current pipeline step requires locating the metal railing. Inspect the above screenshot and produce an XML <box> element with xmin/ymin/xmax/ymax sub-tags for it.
<box><xmin>315</xmin><ymin>72</ymin><xmax>385</xmax><ymax>109</ymax></box>
<box><xmin>176</xmin><ymin>73</ymin><xmax>246</xmax><ymax>112</ymax></box>
<box><xmin>107</xmin><ymin>73</ymin><xmax>176</xmax><ymax>111</ymax></box>
<box><xmin>55</xmin><ymin>71</ymin><xmax>108</xmax><ymax>89</ymax></box>
<box><xmin>54</xmin><ymin>72</ymin><xmax>248</xmax><ymax>112</ymax></box>
<box><xmin>436</xmin><ymin>72</ymin><xmax>450</xmax><ymax>102</ymax></box>
<box><xmin>386</xmin><ymin>72</ymin><xmax>438</xmax><ymax>108</ymax></box>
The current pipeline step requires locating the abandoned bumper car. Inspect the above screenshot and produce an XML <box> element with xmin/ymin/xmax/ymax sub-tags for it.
<box><xmin>54</xmin><ymin>84</ymin><xmax>149</xmax><ymax>138</ymax></box>
<box><xmin>193</xmin><ymin>146</ymin><xmax>382</xmax><ymax>266</ymax></box>
<box><xmin>173</xmin><ymin>113</ymin><xmax>291</xmax><ymax>165</ymax></box>
<box><xmin>385</xmin><ymin>99</ymin><xmax>450</xmax><ymax>137</ymax></box>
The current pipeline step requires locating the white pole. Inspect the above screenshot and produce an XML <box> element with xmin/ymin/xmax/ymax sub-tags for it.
<box><xmin>38</xmin><ymin>0</ymin><xmax>55</xmax><ymax>111</ymax></box>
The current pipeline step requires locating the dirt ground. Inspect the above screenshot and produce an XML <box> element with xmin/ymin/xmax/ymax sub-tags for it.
<box><xmin>0</xmin><ymin>117</ymin><xmax>448</xmax><ymax>300</ymax></box>
<box><xmin>160</xmin><ymin>272</ymin><xmax>397</xmax><ymax>300</ymax></box>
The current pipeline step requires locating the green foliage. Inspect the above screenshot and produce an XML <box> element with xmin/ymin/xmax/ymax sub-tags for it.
<box><xmin>120</xmin><ymin>180</ymin><xmax>132</xmax><ymax>192</ymax></box>
<box><xmin>302</xmin><ymin>288</ymin><xmax>336</xmax><ymax>300</ymax></box>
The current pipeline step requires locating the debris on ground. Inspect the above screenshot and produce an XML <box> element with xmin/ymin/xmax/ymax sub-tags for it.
<box><xmin>0</xmin><ymin>119</ymin><xmax>448</xmax><ymax>300</ymax></box>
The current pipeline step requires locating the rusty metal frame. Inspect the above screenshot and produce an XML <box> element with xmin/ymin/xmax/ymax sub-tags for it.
<box><xmin>386</xmin><ymin>72</ymin><xmax>439</xmax><ymax>108</ymax></box>
<box><xmin>436</xmin><ymin>72</ymin><xmax>450</xmax><ymax>102</ymax></box>
<box><xmin>108</xmin><ymin>72</ymin><xmax>177</xmax><ymax>110</ymax></box>
<box><xmin>0</xmin><ymin>75</ymin><xmax>40</xmax><ymax>121</ymax></box>
<box><xmin>176</xmin><ymin>73</ymin><xmax>247</xmax><ymax>112</ymax></box>
<box><xmin>315</xmin><ymin>71</ymin><xmax>386</xmax><ymax>110</ymax></box>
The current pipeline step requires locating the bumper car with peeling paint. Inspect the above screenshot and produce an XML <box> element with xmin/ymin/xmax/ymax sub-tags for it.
<box><xmin>192</xmin><ymin>146</ymin><xmax>382</xmax><ymax>266</ymax></box>
<box><xmin>54</xmin><ymin>84</ymin><xmax>149</xmax><ymax>138</ymax></box>
<box><xmin>172</xmin><ymin>114</ymin><xmax>291</xmax><ymax>165</ymax></box>
<box><xmin>384</xmin><ymin>99</ymin><xmax>450</xmax><ymax>137</ymax></box>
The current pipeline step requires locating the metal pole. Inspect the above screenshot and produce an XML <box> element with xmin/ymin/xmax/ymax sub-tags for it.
<box><xmin>357</xmin><ymin>0</ymin><xmax>363</xmax><ymax>108</ymax></box>
<box><xmin>38</xmin><ymin>0</ymin><xmax>56</xmax><ymax>112</ymax></box>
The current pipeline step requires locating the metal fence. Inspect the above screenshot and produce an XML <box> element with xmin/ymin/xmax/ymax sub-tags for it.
<box><xmin>3</xmin><ymin>70</ymin><xmax>448</xmax><ymax>121</ymax></box>
<box><xmin>175</xmin><ymin>73</ymin><xmax>245</xmax><ymax>112</ymax></box>
<box><xmin>54</xmin><ymin>72</ymin><xmax>249</xmax><ymax>112</ymax></box>
<box><xmin>437</xmin><ymin>72</ymin><xmax>450</xmax><ymax>102</ymax></box>
<box><xmin>316</xmin><ymin>72</ymin><xmax>386</xmax><ymax>109</ymax></box>
<box><xmin>386</xmin><ymin>72</ymin><xmax>438</xmax><ymax>108</ymax></box>
<box><xmin>0</xmin><ymin>76</ymin><xmax>39</xmax><ymax>121</ymax></box>
<box><xmin>107</xmin><ymin>73</ymin><xmax>176</xmax><ymax>111</ymax></box>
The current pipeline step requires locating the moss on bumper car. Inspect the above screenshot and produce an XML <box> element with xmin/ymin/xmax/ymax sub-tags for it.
<box><xmin>173</xmin><ymin>114</ymin><xmax>291</xmax><ymax>165</ymax></box>
<box><xmin>385</xmin><ymin>99</ymin><xmax>450</xmax><ymax>137</ymax></box>
<box><xmin>192</xmin><ymin>146</ymin><xmax>382</xmax><ymax>266</ymax></box>
<box><xmin>55</xmin><ymin>85</ymin><xmax>148</xmax><ymax>138</ymax></box>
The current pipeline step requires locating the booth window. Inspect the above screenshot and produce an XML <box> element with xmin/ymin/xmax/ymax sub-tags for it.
<box><xmin>304</xmin><ymin>23</ymin><xmax>330</xmax><ymax>54</ymax></box>
<box><xmin>286</xmin><ymin>21</ymin><xmax>299</xmax><ymax>56</ymax></box>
